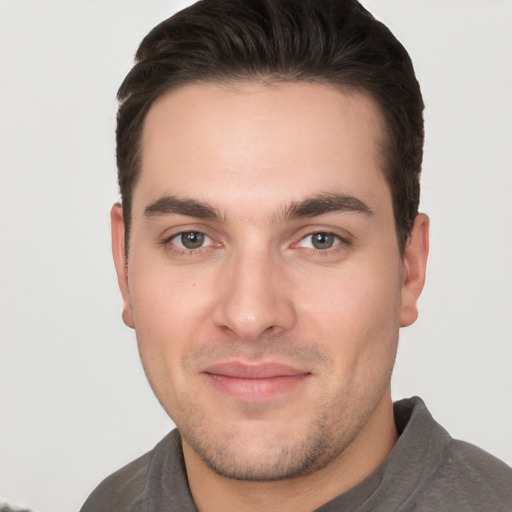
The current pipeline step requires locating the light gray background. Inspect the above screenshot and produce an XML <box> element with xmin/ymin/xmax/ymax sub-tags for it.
<box><xmin>0</xmin><ymin>1</ymin><xmax>511</xmax><ymax>511</ymax></box>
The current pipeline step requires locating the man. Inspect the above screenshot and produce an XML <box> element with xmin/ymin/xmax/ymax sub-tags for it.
<box><xmin>81</xmin><ymin>0</ymin><xmax>512</xmax><ymax>510</ymax></box>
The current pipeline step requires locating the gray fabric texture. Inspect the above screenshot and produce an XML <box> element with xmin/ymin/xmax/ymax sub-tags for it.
<box><xmin>80</xmin><ymin>397</ymin><xmax>512</xmax><ymax>511</ymax></box>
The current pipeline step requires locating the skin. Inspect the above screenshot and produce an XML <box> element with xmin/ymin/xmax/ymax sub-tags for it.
<box><xmin>112</xmin><ymin>81</ymin><xmax>429</xmax><ymax>512</ymax></box>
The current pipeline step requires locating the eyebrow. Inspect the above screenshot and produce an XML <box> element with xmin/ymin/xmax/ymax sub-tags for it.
<box><xmin>279</xmin><ymin>192</ymin><xmax>373</xmax><ymax>221</ymax></box>
<box><xmin>143</xmin><ymin>192</ymin><xmax>373</xmax><ymax>223</ymax></box>
<box><xmin>144</xmin><ymin>195</ymin><xmax>224</xmax><ymax>221</ymax></box>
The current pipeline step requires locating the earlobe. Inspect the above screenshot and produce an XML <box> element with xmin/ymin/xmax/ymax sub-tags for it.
<box><xmin>111</xmin><ymin>203</ymin><xmax>135</xmax><ymax>329</ymax></box>
<box><xmin>400</xmin><ymin>213</ymin><xmax>429</xmax><ymax>327</ymax></box>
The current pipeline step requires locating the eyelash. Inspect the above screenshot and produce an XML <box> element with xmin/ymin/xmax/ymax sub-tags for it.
<box><xmin>161</xmin><ymin>231</ymin><xmax>219</xmax><ymax>256</ymax></box>
<box><xmin>293</xmin><ymin>231</ymin><xmax>348</xmax><ymax>255</ymax></box>
<box><xmin>160</xmin><ymin>230</ymin><xmax>349</xmax><ymax>256</ymax></box>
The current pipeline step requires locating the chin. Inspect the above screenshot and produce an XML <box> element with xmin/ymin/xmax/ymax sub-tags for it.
<box><xmin>180</xmin><ymin>409</ymin><xmax>349</xmax><ymax>482</ymax></box>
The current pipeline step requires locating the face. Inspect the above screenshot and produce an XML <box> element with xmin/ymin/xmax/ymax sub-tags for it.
<box><xmin>112</xmin><ymin>82</ymin><xmax>428</xmax><ymax>481</ymax></box>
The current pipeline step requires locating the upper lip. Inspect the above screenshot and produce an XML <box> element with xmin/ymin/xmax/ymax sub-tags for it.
<box><xmin>203</xmin><ymin>361</ymin><xmax>309</xmax><ymax>379</ymax></box>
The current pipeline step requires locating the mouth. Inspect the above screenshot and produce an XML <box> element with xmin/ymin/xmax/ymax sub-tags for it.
<box><xmin>202</xmin><ymin>361</ymin><xmax>311</xmax><ymax>401</ymax></box>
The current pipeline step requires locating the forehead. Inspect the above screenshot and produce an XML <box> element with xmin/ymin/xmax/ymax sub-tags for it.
<box><xmin>136</xmin><ymin>81</ymin><xmax>390</xmax><ymax>216</ymax></box>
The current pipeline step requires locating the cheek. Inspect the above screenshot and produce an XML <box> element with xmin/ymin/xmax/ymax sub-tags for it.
<box><xmin>127</xmin><ymin>264</ymin><xmax>213</xmax><ymax>395</ymax></box>
<box><xmin>302</xmin><ymin>257</ymin><xmax>402</xmax><ymax>379</ymax></box>
<box><xmin>129</xmin><ymin>259</ymin><xmax>211</xmax><ymax>335</ymax></box>
<box><xmin>303</xmin><ymin>255</ymin><xmax>402</xmax><ymax>328</ymax></box>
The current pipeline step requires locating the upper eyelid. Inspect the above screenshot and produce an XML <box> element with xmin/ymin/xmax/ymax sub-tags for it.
<box><xmin>162</xmin><ymin>231</ymin><xmax>220</xmax><ymax>255</ymax></box>
<box><xmin>169</xmin><ymin>230</ymin><xmax>211</xmax><ymax>239</ymax></box>
<box><xmin>158</xmin><ymin>225</ymin><xmax>352</xmax><ymax>246</ymax></box>
<box><xmin>294</xmin><ymin>231</ymin><xmax>345</xmax><ymax>247</ymax></box>
<box><xmin>160</xmin><ymin>225</ymin><xmax>217</xmax><ymax>240</ymax></box>
<box><xmin>166</xmin><ymin>230</ymin><xmax>214</xmax><ymax>245</ymax></box>
<box><xmin>301</xmin><ymin>230</ymin><xmax>341</xmax><ymax>238</ymax></box>
<box><xmin>294</xmin><ymin>226</ymin><xmax>352</xmax><ymax>243</ymax></box>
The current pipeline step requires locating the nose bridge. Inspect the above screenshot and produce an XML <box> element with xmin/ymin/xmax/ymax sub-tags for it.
<box><xmin>212</xmin><ymin>243</ymin><xmax>295</xmax><ymax>340</ymax></box>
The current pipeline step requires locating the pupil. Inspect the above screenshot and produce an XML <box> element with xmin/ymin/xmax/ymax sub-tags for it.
<box><xmin>181</xmin><ymin>232</ymin><xmax>204</xmax><ymax>249</ymax></box>
<box><xmin>312</xmin><ymin>233</ymin><xmax>334</xmax><ymax>249</ymax></box>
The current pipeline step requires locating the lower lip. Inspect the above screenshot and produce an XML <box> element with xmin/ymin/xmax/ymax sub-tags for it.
<box><xmin>203</xmin><ymin>373</ymin><xmax>309</xmax><ymax>401</ymax></box>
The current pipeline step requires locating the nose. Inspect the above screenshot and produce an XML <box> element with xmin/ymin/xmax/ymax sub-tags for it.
<box><xmin>211</xmin><ymin>249</ymin><xmax>296</xmax><ymax>341</ymax></box>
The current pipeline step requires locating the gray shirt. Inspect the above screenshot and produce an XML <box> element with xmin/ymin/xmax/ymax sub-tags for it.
<box><xmin>80</xmin><ymin>397</ymin><xmax>512</xmax><ymax>511</ymax></box>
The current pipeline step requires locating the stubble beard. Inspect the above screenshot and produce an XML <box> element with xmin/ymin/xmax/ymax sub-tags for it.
<box><xmin>166</xmin><ymin>334</ymin><xmax>397</xmax><ymax>482</ymax></box>
<box><xmin>176</xmin><ymin>393</ymin><xmax>378</xmax><ymax>483</ymax></box>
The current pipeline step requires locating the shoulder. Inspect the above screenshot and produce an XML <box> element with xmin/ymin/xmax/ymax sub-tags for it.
<box><xmin>417</xmin><ymin>426</ymin><xmax>512</xmax><ymax>510</ymax></box>
<box><xmin>80</xmin><ymin>451</ymin><xmax>152</xmax><ymax>512</ymax></box>
<box><xmin>80</xmin><ymin>431</ymin><xmax>178</xmax><ymax>512</ymax></box>
<box><xmin>391</xmin><ymin>397</ymin><xmax>512</xmax><ymax>511</ymax></box>
<box><xmin>438</xmin><ymin>440</ymin><xmax>512</xmax><ymax>498</ymax></box>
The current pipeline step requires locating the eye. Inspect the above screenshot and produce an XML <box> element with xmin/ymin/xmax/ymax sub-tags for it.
<box><xmin>171</xmin><ymin>231</ymin><xmax>211</xmax><ymax>250</ymax></box>
<box><xmin>297</xmin><ymin>232</ymin><xmax>342</xmax><ymax>250</ymax></box>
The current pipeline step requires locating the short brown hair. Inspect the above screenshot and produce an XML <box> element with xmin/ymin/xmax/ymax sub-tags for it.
<box><xmin>117</xmin><ymin>0</ymin><xmax>424</xmax><ymax>253</ymax></box>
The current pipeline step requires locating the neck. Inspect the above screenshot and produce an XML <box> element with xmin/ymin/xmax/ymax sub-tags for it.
<box><xmin>183</xmin><ymin>391</ymin><xmax>398</xmax><ymax>512</ymax></box>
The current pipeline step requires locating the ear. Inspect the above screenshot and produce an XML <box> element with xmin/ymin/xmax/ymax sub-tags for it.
<box><xmin>400</xmin><ymin>213</ymin><xmax>429</xmax><ymax>327</ymax></box>
<box><xmin>111</xmin><ymin>203</ymin><xmax>134</xmax><ymax>329</ymax></box>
